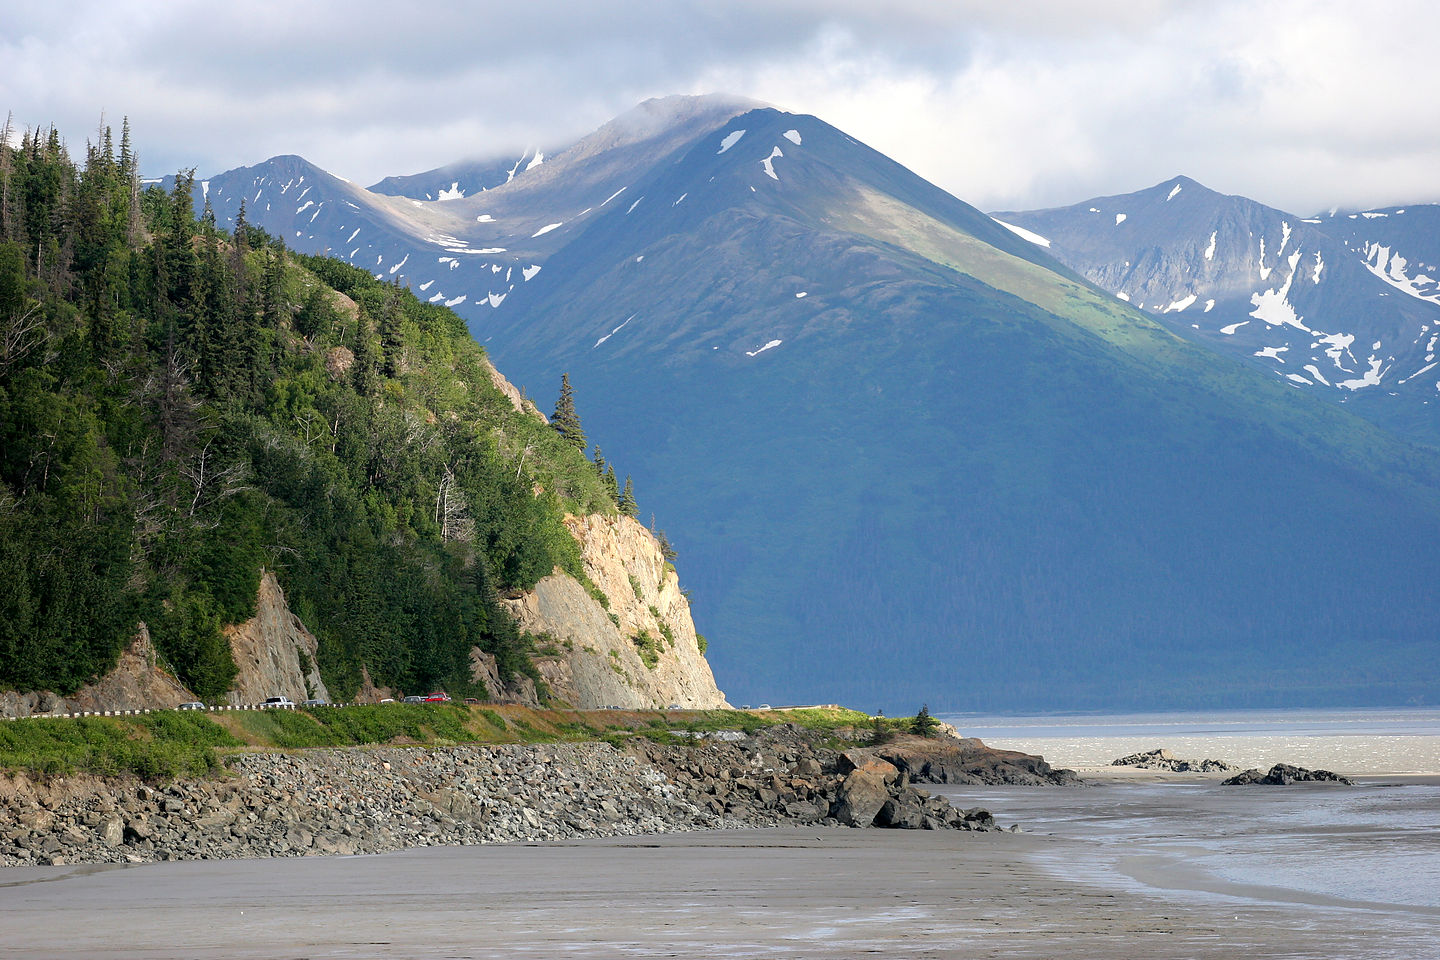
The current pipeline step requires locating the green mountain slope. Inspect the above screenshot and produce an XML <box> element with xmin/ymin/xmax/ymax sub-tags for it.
<box><xmin>0</xmin><ymin>124</ymin><xmax>615</xmax><ymax>702</ymax></box>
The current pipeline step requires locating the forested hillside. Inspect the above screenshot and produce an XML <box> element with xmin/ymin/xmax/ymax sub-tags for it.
<box><xmin>0</xmin><ymin>119</ymin><xmax>623</xmax><ymax>703</ymax></box>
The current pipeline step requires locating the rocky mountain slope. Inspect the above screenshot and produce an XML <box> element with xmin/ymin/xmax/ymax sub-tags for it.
<box><xmin>993</xmin><ymin>178</ymin><xmax>1440</xmax><ymax>440</ymax></box>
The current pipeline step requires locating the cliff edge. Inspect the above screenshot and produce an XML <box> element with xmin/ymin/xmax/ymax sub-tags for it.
<box><xmin>501</xmin><ymin>514</ymin><xmax>728</xmax><ymax>709</ymax></box>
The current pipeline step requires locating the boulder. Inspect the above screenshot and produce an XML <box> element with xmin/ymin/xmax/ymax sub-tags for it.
<box><xmin>1111</xmin><ymin>749</ymin><xmax>1239</xmax><ymax>773</ymax></box>
<box><xmin>1223</xmin><ymin>764</ymin><xmax>1353</xmax><ymax>786</ymax></box>
<box><xmin>831</xmin><ymin>769</ymin><xmax>890</xmax><ymax>827</ymax></box>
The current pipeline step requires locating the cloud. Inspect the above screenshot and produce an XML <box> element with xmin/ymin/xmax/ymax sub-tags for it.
<box><xmin>2</xmin><ymin>0</ymin><xmax>1436</xmax><ymax>212</ymax></box>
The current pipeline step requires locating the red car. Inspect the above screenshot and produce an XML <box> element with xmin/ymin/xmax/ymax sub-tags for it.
<box><xmin>423</xmin><ymin>692</ymin><xmax>451</xmax><ymax>702</ymax></box>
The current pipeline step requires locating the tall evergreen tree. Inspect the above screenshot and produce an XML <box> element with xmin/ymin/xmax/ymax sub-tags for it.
<box><xmin>381</xmin><ymin>283</ymin><xmax>403</xmax><ymax>378</ymax></box>
<box><xmin>551</xmin><ymin>372</ymin><xmax>586</xmax><ymax>450</ymax></box>
<box><xmin>618</xmin><ymin>475</ymin><xmax>637</xmax><ymax>517</ymax></box>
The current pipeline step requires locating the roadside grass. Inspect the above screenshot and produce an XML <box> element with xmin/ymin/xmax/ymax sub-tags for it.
<box><xmin>0</xmin><ymin>713</ymin><xmax>242</xmax><ymax>780</ymax></box>
<box><xmin>0</xmin><ymin>703</ymin><xmax>881</xmax><ymax>781</ymax></box>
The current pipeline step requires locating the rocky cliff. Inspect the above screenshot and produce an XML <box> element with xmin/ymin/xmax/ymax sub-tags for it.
<box><xmin>223</xmin><ymin>572</ymin><xmax>330</xmax><ymax>705</ymax></box>
<box><xmin>0</xmin><ymin>626</ymin><xmax>197</xmax><ymax>718</ymax></box>
<box><xmin>500</xmin><ymin>514</ymin><xmax>728</xmax><ymax>709</ymax></box>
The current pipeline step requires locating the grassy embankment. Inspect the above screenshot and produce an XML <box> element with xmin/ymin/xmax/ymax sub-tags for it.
<box><xmin>0</xmin><ymin>705</ymin><xmax>881</xmax><ymax>781</ymax></box>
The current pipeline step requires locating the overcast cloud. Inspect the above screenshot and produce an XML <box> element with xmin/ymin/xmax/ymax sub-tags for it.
<box><xmin>3</xmin><ymin>0</ymin><xmax>1436</xmax><ymax>213</ymax></box>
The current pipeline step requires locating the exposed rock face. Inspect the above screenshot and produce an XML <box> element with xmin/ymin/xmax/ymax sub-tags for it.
<box><xmin>1111</xmin><ymin>749</ymin><xmax>1239</xmax><ymax>773</ymax></box>
<box><xmin>467</xmin><ymin>649</ymin><xmax>539</xmax><ymax>705</ymax></box>
<box><xmin>483</xmin><ymin>354</ymin><xmax>547</xmax><ymax>421</ymax></box>
<box><xmin>1223</xmin><ymin>764</ymin><xmax>1354</xmax><ymax>786</ymax></box>
<box><xmin>223</xmin><ymin>572</ymin><xmax>330</xmax><ymax>705</ymax></box>
<box><xmin>500</xmin><ymin>514</ymin><xmax>728</xmax><ymax>709</ymax></box>
<box><xmin>0</xmin><ymin>625</ymin><xmax>198</xmax><ymax>718</ymax></box>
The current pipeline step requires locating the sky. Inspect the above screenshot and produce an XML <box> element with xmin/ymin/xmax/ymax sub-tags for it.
<box><xmin>3</xmin><ymin>0</ymin><xmax>1437</xmax><ymax>214</ymax></box>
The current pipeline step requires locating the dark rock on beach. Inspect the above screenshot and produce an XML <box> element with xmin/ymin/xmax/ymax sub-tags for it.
<box><xmin>1111</xmin><ymin>749</ymin><xmax>1240</xmax><ymax>773</ymax></box>
<box><xmin>856</xmin><ymin>733</ymin><xmax>1083</xmax><ymax>786</ymax></box>
<box><xmin>1222</xmin><ymin>764</ymin><xmax>1354</xmax><ymax>786</ymax></box>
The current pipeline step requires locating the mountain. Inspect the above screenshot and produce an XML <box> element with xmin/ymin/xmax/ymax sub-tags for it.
<box><xmin>993</xmin><ymin>179</ymin><xmax>1440</xmax><ymax>441</ymax></box>
<box><xmin>477</xmin><ymin>106</ymin><xmax>1440</xmax><ymax>712</ymax></box>
<box><xmin>177</xmin><ymin>98</ymin><xmax>1440</xmax><ymax>713</ymax></box>
<box><xmin>187</xmin><ymin>95</ymin><xmax>758</xmax><ymax>327</ymax></box>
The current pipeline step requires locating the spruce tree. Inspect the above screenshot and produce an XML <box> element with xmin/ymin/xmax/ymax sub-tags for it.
<box><xmin>550</xmin><ymin>372</ymin><xmax>586</xmax><ymax>450</ymax></box>
<box><xmin>618</xmin><ymin>476</ymin><xmax>637</xmax><ymax>517</ymax></box>
<box><xmin>381</xmin><ymin>283</ymin><xmax>403</xmax><ymax>378</ymax></box>
<box><xmin>910</xmin><ymin>704</ymin><xmax>939</xmax><ymax>738</ymax></box>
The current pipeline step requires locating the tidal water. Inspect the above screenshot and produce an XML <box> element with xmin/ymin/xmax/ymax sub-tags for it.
<box><xmin>938</xmin><ymin>709</ymin><xmax>1440</xmax><ymax>925</ymax></box>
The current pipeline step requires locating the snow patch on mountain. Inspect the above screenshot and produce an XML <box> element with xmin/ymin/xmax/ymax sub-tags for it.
<box><xmin>761</xmin><ymin>147</ymin><xmax>784</xmax><ymax>181</ymax></box>
<box><xmin>1317</xmin><ymin>332</ymin><xmax>1357</xmax><ymax>370</ymax></box>
<box><xmin>594</xmin><ymin>315</ymin><xmax>634</xmax><ymax>349</ymax></box>
<box><xmin>601</xmin><ymin>187</ymin><xmax>627</xmax><ymax>206</ymax></box>
<box><xmin>1166</xmin><ymin>183</ymin><xmax>1182</xmax><ymax>201</ymax></box>
<box><xmin>1165</xmin><ymin>294</ymin><xmax>1197</xmax><ymax>313</ymax></box>
<box><xmin>476</xmin><ymin>214</ymin><xmax>495</xmax><ymax>223</ymax></box>
<box><xmin>1204</xmin><ymin>299</ymin><xmax>1215</xmax><ymax>312</ymax></box>
<box><xmin>746</xmin><ymin>339</ymin><xmax>783</xmax><ymax>357</ymax></box>
<box><xmin>526</xmin><ymin>151</ymin><xmax>545</xmax><ymax>171</ymax></box>
<box><xmin>532</xmin><ymin>222</ymin><xmax>563</xmax><ymax>237</ymax></box>
<box><xmin>717</xmin><ymin>130</ymin><xmax>746</xmax><ymax>154</ymax></box>
<box><xmin>523</xmin><ymin>265</ymin><xmax>541</xmax><ymax>281</ymax></box>
<box><xmin>445</xmin><ymin>295</ymin><xmax>467</xmax><ymax>307</ymax></box>
<box><xmin>1400</xmin><ymin>360</ymin><xmax>1438</xmax><ymax>384</ymax></box>
<box><xmin>1305</xmin><ymin>364</ymin><xmax>1331</xmax><ymax>386</ymax></box>
<box><xmin>1221</xmin><ymin>320</ymin><xmax>1250</xmax><ymax>335</ymax></box>
<box><xmin>992</xmin><ymin>218</ymin><xmax>1051</xmax><ymax>248</ymax></box>
<box><xmin>1363</xmin><ymin>243</ymin><xmax>1440</xmax><ymax>304</ymax></box>
<box><xmin>1255</xmin><ymin>345</ymin><xmax>1287</xmax><ymax>359</ymax></box>
<box><xmin>1204</xmin><ymin>231</ymin><xmax>1217</xmax><ymax>261</ymax></box>
<box><xmin>1338</xmin><ymin>357</ymin><xmax>1388</xmax><ymax>390</ymax></box>
<box><xmin>783</xmin><ymin>129</ymin><xmax>802</xmax><ymax>145</ymax></box>
<box><xmin>1312</xmin><ymin>252</ymin><xmax>1324</xmax><ymax>284</ymax></box>
<box><xmin>437</xmin><ymin>182</ymin><xmax>464</xmax><ymax>201</ymax></box>
<box><xmin>1114</xmin><ymin>213</ymin><xmax>1127</xmax><ymax>225</ymax></box>
<box><xmin>1116</xmin><ymin>292</ymin><xmax>1130</xmax><ymax>302</ymax></box>
<box><xmin>388</xmin><ymin>254</ymin><xmax>409</xmax><ymax>275</ymax></box>
<box><xmin>1250</xmin><ymin>259</ymin><xmax>1308</xmax><ymax>332</ymax></box>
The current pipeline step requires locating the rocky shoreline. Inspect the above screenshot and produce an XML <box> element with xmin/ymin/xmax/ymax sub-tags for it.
<box><xmin>0</xmin><ymin>727</ymin><xmax>1052</xmax><ymax>867</ymax></box>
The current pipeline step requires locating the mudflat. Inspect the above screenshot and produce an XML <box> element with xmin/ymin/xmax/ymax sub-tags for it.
<box><xmin>3</xmin><ymin>826</ymin><xmax>1435</xmax><ymax>959</ymax></box>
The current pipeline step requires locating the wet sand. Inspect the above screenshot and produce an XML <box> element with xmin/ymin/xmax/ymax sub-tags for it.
<box><xmin>3</xmin><ymin>825</ymin><xmax>1437</xmax><ymax>959</ymax></box>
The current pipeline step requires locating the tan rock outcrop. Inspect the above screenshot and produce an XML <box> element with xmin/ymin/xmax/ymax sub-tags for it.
<box><xmin>498</xmin><ymin>514</ymin><xmax>728</xmax><ymax>709</ymax></box>
<box><xmin>483</xmin><ymin>355</ymin><xmax>547</xmax><ymax>421</ymax></box>
<box><xmin>0</xmin><ymin>624</ymin><xmax>198</xmax><ymax>718</ymax></box>
<box><xmin>223</xmin><ymin>571</ymin><xmax>330</xmax><ymax>705</ymax></box>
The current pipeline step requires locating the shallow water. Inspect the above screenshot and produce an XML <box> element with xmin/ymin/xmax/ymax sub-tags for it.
<box><xmin>937</xmin><ymin>709</ymin><xmax>1440</xmax><ymax>919</ymax></box>
<box><xmin>945</xmin><ymin>707</ymin><xmax>1440</xmax><ymax>773</ymax></box>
